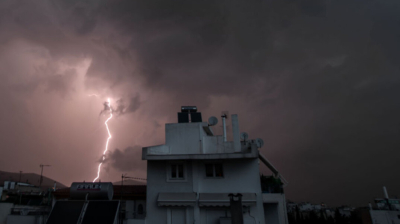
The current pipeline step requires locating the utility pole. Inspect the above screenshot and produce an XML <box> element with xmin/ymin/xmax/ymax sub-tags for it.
<box><xmin>19</xmin><ymin>171</ymin><xmax>22</xmax><ymax>183</ymax></box>
<box><xmin>39</xmin><ymin>164</ymin><xmax>51</xmax><ymax>188</ymax></box>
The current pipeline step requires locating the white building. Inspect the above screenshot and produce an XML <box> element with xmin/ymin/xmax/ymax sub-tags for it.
<box><xmin>0</xmin><ymin>181</ymin><xmax>50</xmax><ymax>224</ymax></box>
<box><xmin>142</xmin><ymin>107</ymin><xmax>288</xmax><ymax>224</ymax></box>
<box><xmin>365</xmin><ymin>187</ymin><xmax>400</xmax><ymax>224</ymax></box>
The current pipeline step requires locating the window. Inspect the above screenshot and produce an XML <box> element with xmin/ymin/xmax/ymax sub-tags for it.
<box><xmin>205</xmin><ymin>164</ymin><xmax>213</xmax><ymax>177</ymax></box>
<box><xmin>171</xmin><ymin>164</ymin><xmax>184</xmax><ymax>179</ymax></box>
<box><xmin>167</xmin><ymin>162</ymin><xmax>186</xmax><ymax>182</ymax></box>
<box><xmin>205</xmin><ymin>163</ymin><xmax>223</xmax><ymax>178</ymax></box>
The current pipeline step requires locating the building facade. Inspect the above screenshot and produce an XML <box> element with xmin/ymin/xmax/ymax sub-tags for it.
<box><xmin>143</xmin><ymin>107</ymin><xmax>286</xmax><ymax>224</ymax></box>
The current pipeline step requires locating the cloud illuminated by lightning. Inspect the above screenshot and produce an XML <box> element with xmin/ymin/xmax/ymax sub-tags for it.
<box><xmin>93</xmin><ymin>98</ymin><xmax>113</xmax><ymax>182</ymax></box>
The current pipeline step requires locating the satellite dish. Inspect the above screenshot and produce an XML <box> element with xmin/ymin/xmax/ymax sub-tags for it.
<box><xmin>240</xmin><ymin>132</ymin><xmax>249</xmax><ymax>141</ymax></box>
<box><xmin>256</xmin><ymin>138</ymin><xmax>264</xmax><ymax>148</ymax></box>
<box><xmin>208</xmin><ymin>116</ymin><xmax>218</xmax><ymax>126</ymax></box>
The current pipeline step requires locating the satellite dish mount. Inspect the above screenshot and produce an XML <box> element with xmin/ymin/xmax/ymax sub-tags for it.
<box><xmin>240</xmin><ymin>132</ymin><xmax>249</xmax><ymax>144</ymax></box>
<box><xmin>256</xmin><ymin>138</ymin><xmax>264</xmax><ymax>148</ymax></box>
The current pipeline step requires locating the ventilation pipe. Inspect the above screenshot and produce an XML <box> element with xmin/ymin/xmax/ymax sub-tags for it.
<box><xmin>383</xmin><ymin>186</ymin><xmax>389</xmax><ymax>199</ymax></box>
<box><xmin>383</xmin><ymin>186</ymin><xmax>392</xmax><ymax>210</ymax></box>
<box><xmin>222</xmin><ymin>114</ymin><xmax>227</xmax><ymax>142</ymax></box>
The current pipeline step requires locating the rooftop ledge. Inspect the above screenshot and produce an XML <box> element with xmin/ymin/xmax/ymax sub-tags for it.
<box><xmin>142</xmin><ymin>145</ymin><xmax>259</xmax><ymax>161</ymax></box>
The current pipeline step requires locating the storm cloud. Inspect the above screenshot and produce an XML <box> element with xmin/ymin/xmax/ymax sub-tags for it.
<box><xmin>107</xmin><ymin>146</ymin><xmax>146</xmax><ymax>173</ymax></box>
<box><xmin>0</xmin><ymin>0</ymin><xmax>399</xmax><ymax>206</ymax></box>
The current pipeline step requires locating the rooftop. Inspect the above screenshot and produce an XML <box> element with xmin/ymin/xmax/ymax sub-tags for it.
<box><xmin>143</xmin><ymin>107</ymin><xmax>262</xmax><ymax>160</ymax></box>
<box><xmin>52</xmin><ymin>185</ymin><xmax>146</xmax><ymax>200</ymax></box>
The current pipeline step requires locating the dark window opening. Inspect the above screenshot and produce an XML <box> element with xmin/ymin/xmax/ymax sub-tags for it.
<box><xmin>170</xmin><ymin>164</ymin><xmax>184</xmax><ymax>179</ymax></box>
<box><xmin>215</xmin><ymin>164</ymin><xmax>223</xmax><ymax>177</ymax></box>
<box><xmin>205</xmin><ymin>164</ymin><xmax>223</xmax><ymax>178</ymax></box>
<box><xmin>138</xmin><ymin>204</ymin><xmax>144</xmax><ymax>215</ymax></box>
<box><xmin>171</xmin><ymin>165</ymin><xmax>177</xmax><ymax>178</ymax></box>
<box><xmin>205</xmin><ymin>164</ymin><xmax>214</xmax><ymax>177</ymax></box>
<box><xmin>178</xmin><ymin>165</ymin><xmax>184</xmax><ymax>178</ymax></box>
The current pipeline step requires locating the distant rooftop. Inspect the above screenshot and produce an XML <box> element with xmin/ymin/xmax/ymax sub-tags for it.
<box><xmin>52</xmin><ymin>185</ymin><xmax>146</xmax><ymax>200</ymax></box>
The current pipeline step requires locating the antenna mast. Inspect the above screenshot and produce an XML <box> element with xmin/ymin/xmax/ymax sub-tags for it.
<box><xmin>39</xmin><ymin>164</ymin><xmax>51</xmax><ymax>188</ymax></box>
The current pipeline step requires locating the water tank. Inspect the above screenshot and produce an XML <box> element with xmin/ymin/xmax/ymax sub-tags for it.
<box><xmin>70</xmin><ymin>182</ymin><xmax>114</xmax><ymax>200</ymax></box>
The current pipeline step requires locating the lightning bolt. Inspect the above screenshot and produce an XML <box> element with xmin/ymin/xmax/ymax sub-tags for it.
<box><xmin>93</xmin><ymin>98</ymin><xmax>113</xmax><ymax>182</ymax></box>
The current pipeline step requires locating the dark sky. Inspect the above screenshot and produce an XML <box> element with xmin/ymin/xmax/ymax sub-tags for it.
<box><xmin>0</xmin><ymin>0</ymin><xmax>399</xmax><ymax>206</ymax></box>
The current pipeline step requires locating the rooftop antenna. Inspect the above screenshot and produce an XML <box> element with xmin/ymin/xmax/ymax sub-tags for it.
<box><xmin>221</xmin><ymin>111</ymin><xmax>229</xmax><ymax>142</ymax></box>
<box><xmin>121</xmin><ymin>174</ymin><xmax>147</xmax><ymax>200</ymax></box>
<box><xmin>39</xmin><ymin>164</ymin><xmax>51</xmax><ymax>188</ymax></box>
<box><xmin>121</xmin><ymin>174</ymin><xmax>130</xmax><ymax>200</ymax></box>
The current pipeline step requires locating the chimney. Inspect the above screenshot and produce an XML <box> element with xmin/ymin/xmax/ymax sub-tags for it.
<box><xmin>229</xmin><ymin>194</ymin><xmax>244</xmax><ymax>224</ymax></box>
<box><xmin>232</xmin><ymin>115</ymin><xmax>241</xmax><ymax>152</ymax></box>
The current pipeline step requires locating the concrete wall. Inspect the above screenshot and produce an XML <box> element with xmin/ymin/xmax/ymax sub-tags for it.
<box><xmin>0</xmin><ymin>203</ymin><xmax>13</xmax><ymax>224</ymax></box>
<box><xmin>6</xmin><ymin>215</ymin><xmax>43</xmax><ymax>224</ymax></box>
<box><xmin>165</xmin><ymin>123</ymin><xmax>207</xmax><ymax>154</ymax></box>
<box><xmin>264</xmin><ymin>204</ymin><xmax>279</xmax><ymax>224</ymax></box>
<box><xmin>161</xmin><ymin>119</ymin><xmax>243</xmax><ymax>155</ymax></box>
<box><xmin>125</xmin><ymin>201</ymin><xmax>134</xmax><ymax>219</ymax></box>
<box><xmin>124</xmin><ymin>200</ymin><xmax>146</xmax><ymax>219</ymax></box>
<box><xmin>200</xmin><ymin>208</ymin><xmax>228</xmax><ymax>224</ymax></box>
<box><xmin>145</xmin><ymin>115</ymin><xmax>270</xmax><ymax>224</ymax></box>
<box><xmin>126</xmin><ymin>219</ymin><xmax>145</xmax><ymax>224</ymax></box>
<box><xmin>195</xmin><ymin>159</ymin><xmax>265</xmax><ymax>224</ymax></box>
<box><xmin>198</xmin><ymin>208</ymin><xmax>258</xmax><ymax>224</ymax></box>
<box><xmin>195</xmin><ymin>159</ymin><xmax>260</xmax><ymax>193</ymax></box>
<box><xmin>202</xmin><ymin>136</ymin><xmax>235</xmax><ymax>154</ymax></box>
<box><xmin>135</xmin><ymin>200</ymin><xmax>146</xmax><ymax>219</ymax></box>
<box><xmin>262</xmin><ymin>193</ymin><xmax>288</xmax><ymax>224</ymax></box>
<box><xmin>370</xmin><ymin>210</ymin><xmax>400</xmax><ymax>224</ymax></box>
<box><xmin>167</xmin><ymin>207</ymin><xmax>194</xmax><ymax>224</ymax></box>
<box><xmin>146</xmin><ymin>158</ymin><xmax>266</xmax><ymax>224</ymax></box>
<box><xmin>146</xmin><ymin>160</ymin><xmax>194</xmax><ymax>224</ymax></box>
